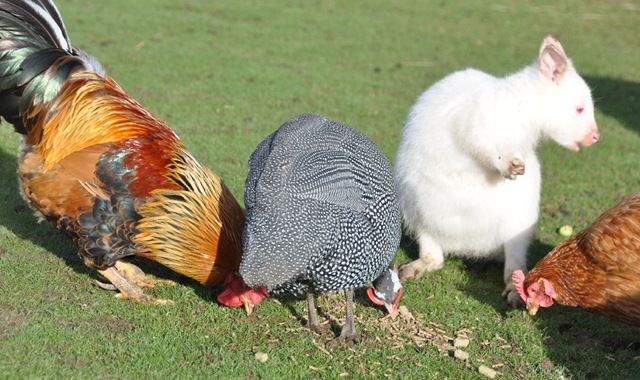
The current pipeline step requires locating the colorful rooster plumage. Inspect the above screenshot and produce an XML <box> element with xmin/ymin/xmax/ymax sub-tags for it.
<box><xmin>0</xmin><ymin>0</ymin><xmax>245</xmax><ymax>302</ymax></box>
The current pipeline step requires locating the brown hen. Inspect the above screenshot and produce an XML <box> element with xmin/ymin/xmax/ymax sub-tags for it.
<box><xmin>513</xmin><ymin>193</ymin><xmax>640</xmax><ymax>326</ymax></box>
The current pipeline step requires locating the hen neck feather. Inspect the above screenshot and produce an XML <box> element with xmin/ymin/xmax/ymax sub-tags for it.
<box><xmin>528</xmin><ymin>233</ymin><xmax>601</xmax><ymax>306</ymax></box>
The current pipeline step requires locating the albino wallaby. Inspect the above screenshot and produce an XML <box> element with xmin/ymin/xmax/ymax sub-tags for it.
<box><xmin>395</xmin><ymin>35</ymin><xmax>599</xmax><ymax>307</ymax></box>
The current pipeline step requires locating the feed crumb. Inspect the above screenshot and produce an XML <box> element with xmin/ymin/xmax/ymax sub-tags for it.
<box><xmin>454</xmin><ymin>349</ymin><xmax>469</xmax><ymax>361</ymax></box>
<box><xmin>453</xmin><ymin>338</ymin><xmax>470</xmax><ymax>347</ymax></box>
<box><xmin>398</xmin><ymin>305</ymin><xmax>412</xmax><ymax>318</ymax></box>
<box><xmin>479</xmin><ymin>365</ymin><xmax>497</xmax><ymax>378</ymax></box>
<box><xmin>255</xmin><ymin>352</ymin><xmax>268</xmax><ymax>363</ymax></box>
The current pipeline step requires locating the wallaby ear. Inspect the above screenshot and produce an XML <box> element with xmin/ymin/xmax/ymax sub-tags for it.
<box><xmin>539</xmin><ymin>35</ymin><xmax>567</xmax><ymax>83</ymax></box>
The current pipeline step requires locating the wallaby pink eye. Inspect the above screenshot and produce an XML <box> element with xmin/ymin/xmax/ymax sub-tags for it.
<box><xmin>576</xmin><ymin>106</ymin><xmax>584</xmax><ymax>114</ymax></box>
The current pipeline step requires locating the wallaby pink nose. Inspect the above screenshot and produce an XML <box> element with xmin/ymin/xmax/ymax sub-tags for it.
<box><xmin>581</xmin><ymin>127</ymin><xmax>599</xmax><ymax>147</ymax></box>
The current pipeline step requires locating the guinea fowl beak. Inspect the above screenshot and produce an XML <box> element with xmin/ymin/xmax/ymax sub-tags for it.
<box><xmin>367</xmin><ymin>287</ymin><xmax>403</xmax><ymax>316</ymax></box>
<box><xmin>386</xmin><ymin>288</ymin><xmax>403</xmax><ymax>316</ymax></box>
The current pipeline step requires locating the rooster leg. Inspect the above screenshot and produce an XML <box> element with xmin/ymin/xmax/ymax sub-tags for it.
<box><xmin>97</xmin><ymin>266</ymin><xmax>144</xmax><ymax>299</ymax></box>
<box><xmin>97</xmin><ymin>267</ymin><xmax>173</xmax><ymax>305</ymax></box>
<box><xmin>306</xmin><ymin>292</ymin><xmax>321</xmax><ymax>333</ymax></box>
<box><xmin>338</xmin><ymin>290</ymin><xmax>361</xmax><ymax>342</ymax></box>
<box><xmin>113</xmin><ymin>260</ymin><xmax>176</xmax><ymax>289</ymax></box>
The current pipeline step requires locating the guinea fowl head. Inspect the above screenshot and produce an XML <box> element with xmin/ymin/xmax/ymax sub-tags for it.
<box><xmin>367</xmin><ymin>267</ymin><xmax>403</xmax><ymax>316</ymax></box>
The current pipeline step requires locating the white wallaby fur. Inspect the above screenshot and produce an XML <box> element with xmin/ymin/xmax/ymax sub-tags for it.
<box><xmin>395</xmin><ymin>35</ymin><xmax>599</xmax><ymax>307</ymax></box>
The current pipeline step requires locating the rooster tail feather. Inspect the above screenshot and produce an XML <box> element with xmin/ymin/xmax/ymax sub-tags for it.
<box><xmin>0</xmin><ymin>0</ymin><xmax>71</xmax><ymax>50</ymax></box>
<box><xmin>0</xmin><ymin>0</ymin><xmax>105</xmax><ymax>134</ymax></box>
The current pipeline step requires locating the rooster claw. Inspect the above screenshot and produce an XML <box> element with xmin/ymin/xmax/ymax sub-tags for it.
<box><xmin>97</xmin><ymin>266</ymin><xmax>173</xmax><ymax>305</ymax></box>
<box><xmin>114</xmin><ymin>292</ymin><xmax>174</xmax><ymax>305</ymax></box>
<box><xmin>94</xmin><ymin>280</ymin><xmax>117</xmax><ymax>291</ymax></box>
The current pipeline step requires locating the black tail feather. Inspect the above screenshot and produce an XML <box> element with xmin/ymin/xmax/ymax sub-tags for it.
<box><xmin>0</xmin><ymin>0</ymin><xmax>71</xmax><ymax>50</ymax></box>
<box><xmin>0</xmin><ymin>0</ymin><xmax>105</xmax><ymax>134</ymax></box>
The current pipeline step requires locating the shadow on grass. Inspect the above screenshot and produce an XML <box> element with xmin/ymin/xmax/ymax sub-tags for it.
<box><xmin>584</xmin><ymin>75</ymin><xmax>640</xmax><ymax>133</ymax></box>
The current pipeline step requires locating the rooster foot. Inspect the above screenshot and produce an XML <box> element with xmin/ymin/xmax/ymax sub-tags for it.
<box><xmin>113</xmin><ymin>261</ymin><xmax>176</xmax><ymax>289</ymax></box>
<box><xmin>94</xmin><ymin>280</ymin><xmax>117</xmax><ymax>291</ymax></box>
<box><xmin>97</xmin><ymin>266</ymin><xmax>174</xmax><ymax>305</ymax></box>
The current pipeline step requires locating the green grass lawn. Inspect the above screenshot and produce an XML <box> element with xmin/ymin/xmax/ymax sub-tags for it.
<box><xmin>1</xmin><ymin>1</ymin><xmax>640</xmax><ymax>379</ymax></box>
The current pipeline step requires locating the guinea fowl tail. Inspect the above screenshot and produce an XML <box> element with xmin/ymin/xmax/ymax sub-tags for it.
<box><xmin>0</xmin><ymin>0</ymin><xmax>105</xmax><ymax>134</ymax></box>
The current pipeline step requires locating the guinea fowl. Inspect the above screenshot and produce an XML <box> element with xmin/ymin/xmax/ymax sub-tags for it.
<box><xmin>218</xmin><ymin>114</ymin><xmax>403</xmax><ymax>340</ymax></box>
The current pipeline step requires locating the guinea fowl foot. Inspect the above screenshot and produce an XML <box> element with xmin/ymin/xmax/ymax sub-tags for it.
<box><xmin>337</xmin><ymin>326</ymin><xmax>362</xmax><ymax>343</ymax></box>
<box><xmin>97</xmin><ymin>266</ymin><xmax>173</xmax><ymax>305</ymax></box>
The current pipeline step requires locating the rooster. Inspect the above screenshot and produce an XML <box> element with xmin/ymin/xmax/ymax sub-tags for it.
<box><xmin>0</xmin><ymin>0</ymin><xmax>246</xmax><ymax>303</ymax></box>
<box><xmin>513</xmin><ymin>193</ymin><xmax>640</xmax><ymax>326</ymax></box>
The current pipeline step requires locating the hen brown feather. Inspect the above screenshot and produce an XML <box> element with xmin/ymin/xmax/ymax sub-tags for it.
<box><xmin>525</xmin><ymin>193</ymin><xmax>640</xmax><ymax>325</ymax></box>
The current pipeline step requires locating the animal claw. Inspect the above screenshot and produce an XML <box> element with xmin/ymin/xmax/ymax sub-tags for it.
<box><xmin>97</xmin><ymin>266</ymin><xmax>173</xmax><ymax>305</ymax></box>
<box><xmin>504</xmin><ymin>158</ymin><xmax>525</xmax><ymax>180</ymax></box>
<box><xmin>502</xmin><ymin>287</ymin><xmax>525</xmax><ymax>308</ymax></box>
<box><xmin>94</xmin><ymin>280</ymin><xmax>117</xmax><ymax>291</ymax></box>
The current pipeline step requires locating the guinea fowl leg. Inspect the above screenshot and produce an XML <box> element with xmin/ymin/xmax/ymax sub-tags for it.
<box><xmin>306</xmin><ymin>292</ymin><xmax>322</xmax><ymax>333</ymax></box>
<box><xmin>338</xmin><ymin>289</ymin><xmax>361</xmax><ymax>342</ymax></box>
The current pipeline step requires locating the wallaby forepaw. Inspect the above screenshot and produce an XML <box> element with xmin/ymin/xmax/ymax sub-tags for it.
<box><xmin>503</xmin><ymin>157</ymin><xmax>525</xmax><ymax>180</ymax></box>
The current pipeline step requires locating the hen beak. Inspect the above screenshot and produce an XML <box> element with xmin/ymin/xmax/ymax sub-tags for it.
<box><xmin>241</xmin><ymin>295</ymin><xmax>254</xmax><ymax>316</ymax></box>
<box><xmin>526</xmin><ymin>301</ymin><xmax>540</xmax><ymax>316</ymax></box>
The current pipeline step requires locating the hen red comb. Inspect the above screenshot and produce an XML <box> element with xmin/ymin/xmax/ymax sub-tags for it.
<box><xmin>512</xmin><ymin>270</ymin><xmax>527</xmax><ymax>302</ymax></box>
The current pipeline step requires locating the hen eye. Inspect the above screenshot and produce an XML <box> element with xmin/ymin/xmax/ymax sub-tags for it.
<box><xmin>576</xmin><ymin>106</ymin><xmax>584</xmax><ymax>114</ymax></box>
